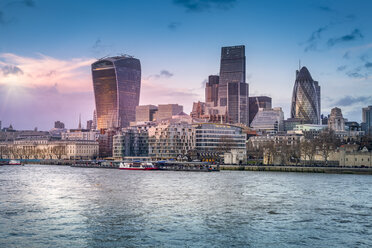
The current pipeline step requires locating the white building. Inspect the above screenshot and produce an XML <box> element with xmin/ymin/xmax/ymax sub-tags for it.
<box><xmin>61</xmin><ymin>129</ymin><xmax>99</xmax><ymax>141</ymax></box>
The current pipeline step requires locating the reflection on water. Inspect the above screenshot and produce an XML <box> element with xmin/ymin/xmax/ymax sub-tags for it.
<box><xmin>0</xmin><ymin>165</ymin><xmax>371</xmax><ymax>247</ymax></box>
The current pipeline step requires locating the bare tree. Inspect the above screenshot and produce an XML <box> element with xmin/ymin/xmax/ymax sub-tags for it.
<box><xmin>315</xmin><ymin>129</ymin><xmax>340</xmax><ymax>166</ymax></box>
<box><xmin>52</xmin><ymin>145</ymin><xmax>66</xmax><ymax>160</ymax></box>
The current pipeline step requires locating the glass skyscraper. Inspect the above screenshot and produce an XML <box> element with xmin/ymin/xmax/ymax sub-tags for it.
<box><xmin>92</xmin><ymin>56</ymin><xmax>141</xmax><ymax>130</ymax></box>
<box><xmin>290</xmin><ymin>66</ymin><xmax>321</xmax><ymax>124</ymax></box>
<box><xmin>227</xmin><ymin>82</ymin><xmax>249</xmax><ymax>125</ymax></box>
<box><xmin>218</xmin><ymin>45</ymin><xmax>246</xmax><ymax>107</ymax></box>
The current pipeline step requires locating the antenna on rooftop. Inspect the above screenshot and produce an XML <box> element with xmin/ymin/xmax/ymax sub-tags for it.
<box><xmin>299</xmin><ymin>59</ymin><xmax>301</xmax><ymax>70</ymax></box>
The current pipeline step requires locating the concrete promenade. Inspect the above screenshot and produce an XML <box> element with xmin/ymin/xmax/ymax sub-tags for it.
<box><xmin>218</xmin><ymin>165</ymin><xmax>372</xmax><ymax>175</ymax></box>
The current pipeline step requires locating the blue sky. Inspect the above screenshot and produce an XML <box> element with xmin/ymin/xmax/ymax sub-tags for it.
<box><xmin>1</xmin><ymin>0</ymin><xmax>372</xmax><ymax>130</ymax></box>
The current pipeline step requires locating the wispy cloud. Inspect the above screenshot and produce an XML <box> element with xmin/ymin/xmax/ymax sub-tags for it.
<box><xmin>333</xmin><ymin>95</ymin><xmax>372</xmax><ymax>106</ymax></box>
<box><xmin>168</xmin><ymin>22</ymin><xmax>181</xmax><ymax>30</ymax></box>
<box><xmin>0</xmin><ymin>0</ymin><xmax>35</xmax><ymax>25</ymax></box>
<box><xmin>327</xmin><ymin>29</ymin><xmax>363</xmax><ymax>47</ymax></box>
<box><xmin>303</xmin><ymin>26</ymin><xmax>328</xmax><ymax>52</ymax></box>
<box><xmin>0</xmin><ymin>53</ymin><xmax>95</xmax><ymax>93</ymax></box>
<box><xmin>173</xmin><ymin>0</ymin><xmax>237</xmax><ymax>12</ymax></box>
<box><xmin>146</xmin><ymin>70</ymin><xmax>174</xmax><ymax>80</ymax></box>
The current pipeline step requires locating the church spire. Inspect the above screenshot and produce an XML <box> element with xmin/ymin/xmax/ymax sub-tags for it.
<box><xmin>78</xmin><ymin>114</ymin><xmax>82</xmax><ymax>129</ymax></box>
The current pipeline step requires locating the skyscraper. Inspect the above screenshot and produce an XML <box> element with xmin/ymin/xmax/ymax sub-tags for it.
<box><xmin>227</xmin><ymin>82</ymin><xmax>249</xmax><ymax>125</ymax></box>
<box><xmin>92</xmin><ymin>56</ymin><xmax>141</xmax><ymax>130</ymax></box>
<box><xmin>205</xmin><ymin>75</ymin><xmax>219</xmax><ymax>106</ymax></box>
<box><xmin>290</xmin><ymin>66</ymin><xmax>321</xmax><ymax>124</ymax></box>
<box><xmin>218</xmin><ymin>45</ymin><xmax>246</xmax><ymax>107</ymax></box>
<box><xmin>362</xmin><ymin>105</ymin><xmax>372</xmax><ymax>135</ymax></box>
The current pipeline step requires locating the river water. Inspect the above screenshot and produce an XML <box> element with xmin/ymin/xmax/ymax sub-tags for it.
<box><xmin>0</xmin><ymin>164</ymin><xmax>371</xmax><ymax>247</ymax></box>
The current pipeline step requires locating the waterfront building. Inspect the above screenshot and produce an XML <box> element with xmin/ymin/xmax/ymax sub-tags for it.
<box><xmin>61</xmin><ymin>129</ymin><xmax>99</xmax><ymax>141</ymax></box>
<box><xmin>249</xmin><ymin>96</ymin><xmax>272</xmax><ymax>126</ymax></box>
<box><xmin>113</xmin><ymin>123</ymin><xmax>153</xmax><ymax>159</ymax></box>
<box><xmin>218</xmin><ymin>45</ymin><xmax>246</xmax><ymax>107</ymax></box>
<box><xmin>98</xmin><ymin>128</ymin><xmax>119</xmax><ymax>158</ymax></box>
<box><xmin>362</xmin><ymin>105</ymin><xmax>372</xmax><ymax>135</ymax></box>
<box><xmin>290</xmin><ymin>66</ymin><xmax>321</xmax><ymax>124</ymax></box>
<box><xmin>192</xmin><ymin>123</ymin><xmax>246</xmax><ymax>162</ymax></box>
<box><xmin>339</xmin><ymin>145</ymin><xmax>372</xmax><ymax>167</ymax></box>
<box><xmin>92</xmin><ymin>55</ymin><xmax>141</xmax><ymax>130</ymax></box>
<box><xmin>250</xmin><ymin>107</ymin><xmax>284</xmax><ymax>133</ymax></box>
<box><xmin>136</xmin><ymin>105</ymin><xmax>158</xmax><ymax>122</ymax></box>
<box><xmin>248</xmin><ymin>133</ymin><xmax>304</xmax><ymax>150</ymax></box>
<box><xmin>54</xmin><ymin>121</ymin><xmax>65</xmax><ymax>129</ymax></box>
<box><xmin>205</xmin><ymin>75</ymin><xmax>219</xmax><ymax>106</ymax></box>
<box><xmin>227</xmin><ymin>82</ymin><xmax>249</xmax><ymax>125</ymax></box>
<box><xmin>148</xmin><ymin>123</ymin><xmax>195</xmax><ymax>160</ymax></box>
<box><xmin>328</xmin><ymin>107</ymin><xmax>345</xmax><ymax>132</ymax></box>
<box><xmin>153</xmin><ymin>104</ymin><xmax>183</xmax><ymax>122</ymax></box>
<box><xmin>0</xmin><ymin>139</ymin><xmax>98</xmax><ymax>160</ymax></box>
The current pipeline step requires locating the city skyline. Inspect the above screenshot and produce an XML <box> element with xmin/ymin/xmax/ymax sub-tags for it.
<box><xmin>1</xmin><ymin>0</ymin><xmax>372</xmax><ymax>129</ymax></box>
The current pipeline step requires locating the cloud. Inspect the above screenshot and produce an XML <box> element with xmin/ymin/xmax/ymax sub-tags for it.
<box><xmin>343</xmin><ymin>51</ymin><xmax>350</xmax><ymax>59</ymax></box>
<box><xmin>1</xmin><ymin>65</ymin><xmax>23</xmax><ymax>76</ymax></box>
<box><xmin>168</xmin><ymin>22</ymin><xmax>181</xmax><ymax>30</ymax></box>
<box><xmin>365</xmin><ymin>62</ymin><xmax>372</xmax><ymax>68</ymax></box>
<box><xmin>327</xmin><ymin>29</ymin><xmax>363</xmax><ymax>47</ymax></box>
<box><xmin>146</xmin><ymin>70</ymin><xmax>174</xmax><ymax>80</ymax></box>
<box><xmin>0</xmin><ymin>53</ymin><xmax>95</xmax><ymax>93</ymax></box>
<box><xmin>318</xmin><ymin>6</ymin><xmax>333</xmax><ymax>12</ymax></box>
<box><xmin>333</xmin><ymin>95</ymin><xmax>372</xmax><ymax>106</ymax></box>
<box><xmin>337</xmin><ymin>65</ymin><xmax>347</xmax><ymax>71</ymax></box>
<box><xmin>303</xmin><ymin>26</ymin><xmax>328</xmax><ymax>52</ymax></box>
<box><xmin>173</xmin><ymin>0</ymin><xmax>237</xmax><ymax>12</ymax></box>
<box><xmin>0</xmin><ymin>0</ymin><xmax>35</xmax><ymax>25</ymax></box>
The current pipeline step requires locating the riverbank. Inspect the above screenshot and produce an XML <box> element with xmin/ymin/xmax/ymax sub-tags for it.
<box><xmin>219</xmin><ymin>165</ymin><xmax>372</xmax><ymax>175</ymax></box>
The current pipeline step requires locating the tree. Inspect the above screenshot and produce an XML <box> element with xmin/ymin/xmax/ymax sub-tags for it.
<box><xmin>315</xmin><ymin>129</ymin><xmax>341</xmax><ymax>166</ymax></box>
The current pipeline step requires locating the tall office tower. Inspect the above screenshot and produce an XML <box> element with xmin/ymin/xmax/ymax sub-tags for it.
<box><xmin>362</xmin><ymin>105</ymin><xmax>372</xmax><ymax>135</ymax></box>
<box><xmin>136</xmin><ymin>105</ymin><xmax>158</xmax><ymax>122</ymax></box>
<box><xmin>249</xmin><ymin>96</ymin><xmax>272</xmax><ymax>125</ymax></box>
<box><xmin>205</xmin><ymin>75</ymin><xmax>219</xmax><ymax>106</ymax></box>
<box><xmin>290</xmin><ymin>66</ymin><xmax>321</xmax><ymax>124</ymax></box>
<box><xmin>54</xmin><ymin>121</ymin><xmax>65</xmax><ymax>129</ymax></box>
<box><xmin>227</xmin><ymin>82</ymin><xmax>249</xmax><ymax>125</ymax></box>
<box><xmin>92</xmin><ymin>55</ymin><xmax>141</xmax><ymax>130</ymax></box>
<box><xmin>218</xmin><ymin>45</ymin><xmax>246</xmax><ymax>107</ymax></box>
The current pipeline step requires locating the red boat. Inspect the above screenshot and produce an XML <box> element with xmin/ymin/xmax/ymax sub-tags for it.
<box><xmin>8</xmin><ymin>160</ymin><xmax>22</xmax><ymax>165</ymax></box>
<box><xmin>119</xmin><ymin>161</ymin><xmax>158</xmax><ymax>170</ymax></box>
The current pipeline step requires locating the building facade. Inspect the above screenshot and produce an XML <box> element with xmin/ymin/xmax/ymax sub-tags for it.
<box><xmin>290</xmin><ymin>66</ymin><xmax>321</xmax><ymax>124</ymax></box>
<box><xmin>92</xmin><ymin>56</ymin><xmax>141</xmax><ymax>129</ymax></box>
<box><xmin>227</xmin><ymin>82</ymin><xmax>249</xmax><ymax>125</ymax></box>
<box><xmin>135</xmin><ymin>105</ymin><xmax>158</xmax><ymax>122</ymax></box>
<box><xmin>205</xmin><ymin>75</ymin><xmax>219</xmax><ymax>106</ymax></box>
<box><xmin>249</xmin><ymin>96</ymin><xmax>272</xmax><ymax>126</ymax></box>
<box><xmin>153</xmin><ymin>104</ymin><xmax>183</xmax><ymax>121</ymax></box>
<box><xmin>328</xmin><ymin>107</ymin><xmax>345</xmax><ymax>132</ymax></box>
<box><xmin>148</xmin><ymin>123</ymin><xmax>195</xmax><ymax>159</ymax></box>
<box><xmin>250</xmin><ymin>107</ymin><xmax>284</xmax><ymax>133</ymax></box>
<box><xmin>218</xmin><ymin>45</ymin><xmax>246</xmax><ymax>107</ymax></box>
<box><xmin>362</xmin><ymin>106</ymin><xmax>372</xmax><ymax>135</ymax></box>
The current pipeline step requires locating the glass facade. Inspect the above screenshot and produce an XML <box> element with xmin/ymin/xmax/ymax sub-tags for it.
<box><xmin>227</xmin><ymin>82</ymin><xmax>249</xmax><ymax>125</ymax></box>
<box><xmin>290</xmin><ymin>67</ymin><xmax>321</xmax><ymax>125</ymax></box>
<box><xmin>248</xmin><ymin>96</ymin><xmax>272</xmax><ymax>125</ymax></box>
<box><xmin>193</xmin><ymin>123</ymin><xmax>246</xmax><ymax>151</ymax></box>
<box><xmin>218</xmin><ymin>46</ymin><xmax>246</xmax><ymax>107</ymax></box>
<box><xmin>92</xmin><ymin>56</ymin><xmax>141</xmax><ymax>130</ymax></box>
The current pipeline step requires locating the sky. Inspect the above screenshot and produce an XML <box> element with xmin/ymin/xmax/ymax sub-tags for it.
<box><xmin>1</xmin><ymin>0</ymin><xmax>372</xmax><ymax>130</ymax></box>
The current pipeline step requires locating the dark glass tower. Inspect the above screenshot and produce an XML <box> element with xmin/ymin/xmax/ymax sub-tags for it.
<box><xmin>290</xmin><ymin>66</ymin><xmax>321</xmax><ymax>124</ymax></box>
<box><xmin>92</xmin><ymin>56</ymin><xmax>141</xmax><ymax>130</ymax></box>
<box><xmin>218</xmin><ymin>45</ymin><xmax>246</xmax><ymax>107</ymax></box>
<box><xmin>227</xmin><ymin>82</ymin><xmax>249</xmax><ymax>125</ymax></box>
<box><xmin>205</xmin><ymin>75</ymin><xmax>219</xmax><ymax>106</ymax></box>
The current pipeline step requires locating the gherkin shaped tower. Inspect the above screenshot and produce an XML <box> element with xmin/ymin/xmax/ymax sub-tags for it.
<box><xmin>290</xmin><ymin>66</ymin><xmax>321</xmax><ymax>124</ymax></box>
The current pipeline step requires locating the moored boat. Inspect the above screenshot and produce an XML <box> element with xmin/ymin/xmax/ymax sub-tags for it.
<box><xmin>8</xmin><ymin>160</ymin><xmax>22</xmax><ymax>165</ymax></box>
<box><xmin>119</xmin><ymin>161</ymin><xmax>158</xmax><ymax>170</ymax></box>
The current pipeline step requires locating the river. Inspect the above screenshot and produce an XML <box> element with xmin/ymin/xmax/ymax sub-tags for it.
<box><xmin>0</xmin><ymin>164</ymin><xmax>371</xmax><ymax>247</ymax></box>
